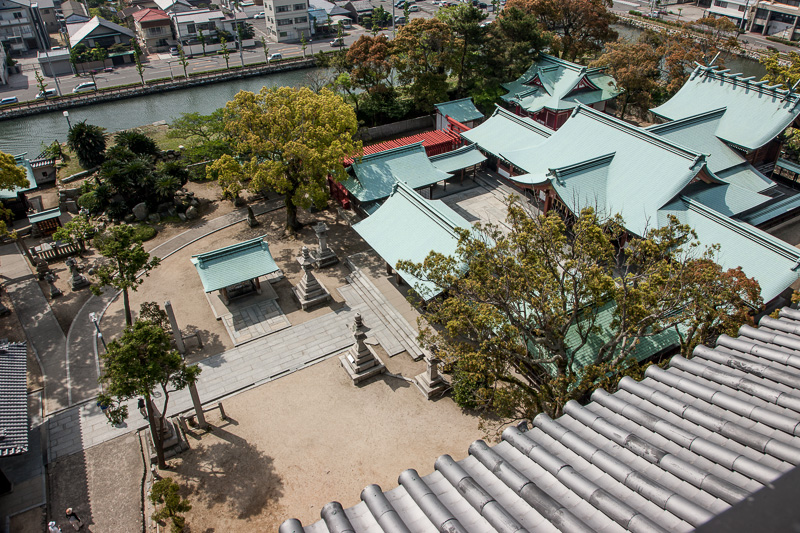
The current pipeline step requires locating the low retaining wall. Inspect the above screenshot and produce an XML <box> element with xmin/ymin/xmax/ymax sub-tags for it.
<box><xmin>359</xmin><ymin>115</ymin><xmax>434</xmax><ymax>142</ymax></box>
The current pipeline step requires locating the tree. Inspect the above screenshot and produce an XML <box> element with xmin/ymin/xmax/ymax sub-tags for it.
<box><xmin>167</xmin><ymin>109</ymin><xmax>231</xmax><ymax>163</ymax></box>
<box><xmin>198</xmin><ymin>29</ymin><xmax>207</xmax><ymax>56</ymax></box>
<box><xmin>438</xmin><ymin>3</ymin><xmax>486</xmax><ymax>96</ymax></box>
<box><xmin>506</xmin><ymin>0</ymin><xmax>617</xmax><ymax>61</ymax></box>
<box><xmin>67</xmin><ymin>120</ymin><xmax>107</xmax><ymax>169</ymax></box>
<box><xmin>92</xmin><ymin>224</ymin><xmax>162</xmax><ymax>326</ymax></box>
<box><xmin>238</xmin><ymin>21</ymin><xmax>255</xmax><ymax>40</ymax></box>
<box><xmin>178</xmin><ymin>45</ymin><xmax>189</xmax><ymax>78</ymax></box>
<box><xmin>345</xmin><ymin>34</ymin><xmax>395</xmax><ymax>124</ymax></box>
<box><xmin>391</xmin><ymin>18</ymin><xmax>457</xmax><ymax>111</ymax></box>
<box><xmin>115</xmin><ymin>130</ymin><xmax>159</xmax><ymax>157</ymax></box>
<box><xmin>52</xmin><ymin>214</ymin><xmax>95</xmax><ymax>255</ymax></box>
<box><xmin>98</xmin><ymin>320</ymin><xmax>200</xmax><ymax>469</ymax></box>
<box><xmin>224</xmin><ymin>87</ymin><xmax>361</xmax><ymax>231</ymax></box>
<box><xmin>150</xmin><ymin>478</ymin><xmax>192</xmax><ymax>533</ymax></box>
<box><xmin>91</xmin><ymin>46</ymin><xmax>109</xmax><ymax>69</ymax></box>
<box><xmin>134</xmin><ymin>47</ymin><xmax>146</xmax><ymax>87</ymax></box>
<box><xmin>0</xmin><ymin>151</ymin><xmax>29</xmax><ymax>235</ymax></box>
<box><xmin>206</xmin><ymin>154</ymin><xmax>245</xmax><ymax>202</ymax></box>
<box><xmin>300</xmin><ymin>32</ymin><xmax>308</xmax><ymax>58</ymax></box>
<box><xmin>590</xmin><ymin>39</ymin><xmax>660</xmax><ymax>119</ymax></box>
<box><xmin>260</xmin><ymin>36</ymin><xmax>269</xmax><ymax>63</ymax></box>
<box><xmin>399</xmin><ymin>202</ymin><xmax>760</xmax><ymax>426</ymax></box>
<box><xmin>34</xmin><ymin>68</ymin><xmax>48</xmax><ymax>96</ymax></box>
<box><xmin>761</xmin><ymin>49</ymin><xmax>800</xmax><ymax>89</ymax></box>
<box><xmin>220</xmin><ymin>36</ymin><xmax>230</xmax><ymax>69</ymax></box>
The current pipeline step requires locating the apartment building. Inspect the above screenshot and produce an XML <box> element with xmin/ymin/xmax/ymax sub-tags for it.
<box><xmin>0</xmin><ymin>0</ymin><xmax>50</xmax><ymax>52</ymax></box>
<box><xmin>264</xmin><ymin>0</ymin><xmax>309</xmax><ymax>42</ymax></box>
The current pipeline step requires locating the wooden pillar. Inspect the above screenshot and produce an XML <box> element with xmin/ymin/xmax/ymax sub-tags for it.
<box><xmin>543</xmin><ymin>189</ymin><xmax>554</xmax><ymax>214</ymax></box>
<box><xmin>254</xmin><ymin>276</ymin><xmax>262</xmax><ymax>294</ymax></box>
<box><xmin>220</xmin><ymin>287</ymin><xmax>230</xmax><ymax>305</ymax></box>
<box><xmin>395</xmin><ymin>272</ymin><xmax>403</xmax><ymax>286</ymax></box>
<box><xmin>386</xmin><ymin>262</ymin><xmax>393</xmax><ymax>275</ymax></box>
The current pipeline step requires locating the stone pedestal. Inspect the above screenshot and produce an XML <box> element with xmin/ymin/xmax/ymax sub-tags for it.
<box><xmin>340</xmin><ymin>313</ymin><xmax>386</xmax><ymax>384</ymax></box>
<box><xmin>414</xmin><ymin>356</ymin><xmax>448</xmax><ymax>399</ymax></box>
<box><xmin>247</xmin><ymin>205</ymin><xmax>259</xmax><ymax>228</ymax></box>
<box><xmin>311</xmin><ymin>222</ymin><xmax>339</xmax><ymax>268</ymax></box>
<box><xmin>292</xmin><ymin>246</ymin><xmax>331</xmax><ymax>310</ymax></box>
<box><xmin>65</xmin><ymin>258</ymin><xmax>90</xmax><ymax>290</ymax></box>
<box><xmin>45</xmin><ymin>273</ymin><xmax>62</xmax><ymax>299</ymax></box>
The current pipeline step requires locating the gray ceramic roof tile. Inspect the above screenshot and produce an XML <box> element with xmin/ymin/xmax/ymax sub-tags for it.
<box><xmin>284</xmin><ymin>310</ymin><xmax>800</xmax><ymax>532</ymax></box>
<box><xmin>0</xmin><ymin>342</ymin><xmax>28</xmax><ymax>457</ymax></box>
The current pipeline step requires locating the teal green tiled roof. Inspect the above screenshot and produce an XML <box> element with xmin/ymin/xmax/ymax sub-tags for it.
<box><xmin>658</xmin><ymin>197</ymin><xmax>800</xmax><ymax>302</ymax></box>
<box><xmin>460</xmin><ymin>106</ymin><xmax>551</xmax><ymax>160</ymax></box>
<box><xmin>342</xmin><ymin>143</ymin><xmax>451</xmax><ymax>204</ymax></box>
<box><xmin>429</xmin><ymin>144</ymin><xmax>487</xmax><ymax>174</ymax></box>
<box><xmin>739</xmin><ymin>192</ymin><xmax>800</xmax><ymax>226</ymax></box>
<box><xmin>501</xmin><ymin>53</ymin><xmax>621</xmax><ymax>115</ymax></box>
<box><xmin>500</xmin><ymin>106</ymin><xmax>711</xmax><ymax>236</ymax></box>
<box><xmin>191</xmin><ymin>236</ymin><xmax>279</xmax><ymax>293</ymax></box>
<box><xmin>434</xmin><ymin>98</ymin><xmax>484</xmax><ymax>124</ymax></box>
<box><xmin>681</xmin><ymin>182</ymin><xmax>771</xmax><ymax>217</ymax></box>
<box><xmin>651</xmin><ymin>65</ymin><xmax>800</xmax><ymax>151</ymax></box>
<box><xmin>27</xmin><ymin>207</ymin><xmax>61</xmax><ymax>225</ymax></box>
<box><xmin>353</xmin><ymin>181</ymin><xmax>471</xmax><ymax>300</ymax></box>
<box><xmin>714</xmin><ymin>163</ymin><xmax>776</xmax><ymax>194</ymax></box>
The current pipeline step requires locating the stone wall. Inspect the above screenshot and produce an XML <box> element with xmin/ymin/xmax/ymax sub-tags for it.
<box><xmin>358</xmin><ymin>115</ymin><xmax>434</xmax><ymax>143</ymax></box>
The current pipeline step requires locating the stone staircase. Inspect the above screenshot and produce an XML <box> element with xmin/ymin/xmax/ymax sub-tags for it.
<box><xmin>343</xmin><ymin>265</ymin><xmax>427</xmax><ymax>361</ymax></box>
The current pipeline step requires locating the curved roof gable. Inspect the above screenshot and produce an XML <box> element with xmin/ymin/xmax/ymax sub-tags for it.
<box><xmin>651</xmin><ymin>65</ymin><xmax>800</xmax><ymax>151</ymax></box>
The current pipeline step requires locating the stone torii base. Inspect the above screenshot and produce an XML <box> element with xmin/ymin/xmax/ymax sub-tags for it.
<box><xmin>340</xmin><ymin>313</ymin><xmax>386</xmax><ymax>385</ymax></box>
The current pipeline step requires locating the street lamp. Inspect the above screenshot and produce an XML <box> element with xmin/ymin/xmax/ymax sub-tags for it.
<box><xmin>62</xmin><ymin>110</ymin><xmax>71</xmax><ymax>130</ymax></box>
<box><xmin>89</xmin><ymin>312</ymin><xmax>107</xmax><ymax>351</ymax></box>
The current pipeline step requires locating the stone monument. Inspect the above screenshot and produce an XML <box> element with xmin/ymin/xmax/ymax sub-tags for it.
<box><xmin>65</xmin><ymin>258</ymin><xmax>90</xmax><ymax>290</ymax></box>
<box><xmin>35</xmin><ymin>258</ymin><xmax>51</xmax><ymax>281</ymax></box>
<box><xmin>414</xmin><ymin>355</ymin><xmax>448</xmax><ymax>399</ymax></box>
<box><xmin>292</xmin><ymin>246</ymin><xmax>331</xmax><ymax>310</ymax></box>
<box><xmin>44</xmin><ymin>273</ymin><xmax>62</xmax><ymax>299</ymax></box>
<box><xmin>311</xmin><ymin>222</ymin><xmax>338</xmax><ymax>268</ymax></box>
<box><xmin>247</xmin><ymin>206</ymin><xmax>259</xmax><ymax>228</ymax></box>
<box><xmin>340</xmin><ymin>313</ymin><xmax>386</xmax><ymax>384</ymax></box>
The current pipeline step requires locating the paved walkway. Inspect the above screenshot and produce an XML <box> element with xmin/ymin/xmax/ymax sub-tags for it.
<box><xmin>0</xmin><ymin>244</ymin><xmax>74</xmax><ymax>413</ymax></box>
<box><xmin>62</xmin><ymin>199</ymin><xmax>285</xmax><ymax>414</ymax></box>
<box><xmin>47</xmin><ymin>264</ymin><xmax>427</xmax><ymax>462</ymax></box>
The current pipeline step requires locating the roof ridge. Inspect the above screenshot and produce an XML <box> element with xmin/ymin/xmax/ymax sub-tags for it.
<box><xmin>539</xmin><ymin>52</ymin><xmax>584</xmax><ymax>73</ymax></box>
<box><xmin>681</xmin><ymin>196</ymin><xmax>800</xmax><ymax>261</ymax></box>
<box><xmin>645</xmin><ymin>108</ymin><xmax>727</xmax><ymax>133</ymax></box>
<box><xmin>191</xmin><ymin>235</ymin><xmax>268</xmax><ymax>262</ymax></box>
<box><xmin>428</xmin><ymin>143</ymin><xmax>476</xmax><ymax>161</ymax></box>
<box><xmin>392</xmin><ymin>181</ymin><xmax>463</xmax><ymax>238</ymax></box>
<box><xmin>491</xmin><ymin>105</ymin><xmax>553</xmax><ymax>137</ymax></box>
<box><xmin>696</xmin><ymin>64</ymin><xmax>799</xmax><ymax>101</ymax></box>
<box><xmin>574</xmin><ymin>105</ymin><xmax>705</xmax><ymax>163</ymax></box>
<box><xmin>358</xmin><ymin>142</ymin><xmax>424</xmax><ymax>164</ymax></box>
<box><xmin>550</xmin><ymin>152</ymin><xmax>615</xmax><ymax>180</ymax></box>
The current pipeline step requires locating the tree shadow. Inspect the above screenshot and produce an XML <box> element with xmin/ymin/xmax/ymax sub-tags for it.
<box><xmin>176</xmin><ymin>424</ymin><xmax>284</xmax><ymax>520</ymax></box>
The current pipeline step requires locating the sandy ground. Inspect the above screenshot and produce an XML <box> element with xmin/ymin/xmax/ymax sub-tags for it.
<box><xmin>158</xmin><ymin>353</ymin><xmax>485</xmax><ymax>532</ymax></box>
<box><xmin>47</xmin><ymin>432</ymin><xmax>144</xmax><ymax>533</ymax></box>
<box><xmin>103</xmin><ymin>204</ymin><xmax>372</xmax><ymax>363</ymax></box>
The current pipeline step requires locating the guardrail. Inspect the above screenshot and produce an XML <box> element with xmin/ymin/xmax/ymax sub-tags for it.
<box><xmin>0</xmin><ymin>55</ymin><xmax>318</xmax><ymax>121</ymax></box>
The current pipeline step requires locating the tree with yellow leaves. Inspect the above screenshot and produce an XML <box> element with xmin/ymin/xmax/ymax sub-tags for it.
<box><xmin>223</xmin><ymin>87</ymin><xmax>361</xmax><ymax>231</ymax></box>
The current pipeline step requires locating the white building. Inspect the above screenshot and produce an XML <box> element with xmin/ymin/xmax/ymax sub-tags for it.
<box><xmin>264</xmin><ymin>0</ymin><xmax>309</xmax><ymax>42</ymax></box>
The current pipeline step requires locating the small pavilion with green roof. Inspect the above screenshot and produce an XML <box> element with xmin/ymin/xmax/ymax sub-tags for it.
<box><xmin>434</xmin><ymin>97</ymin><xmax>485</xmax><ymax>130</ymax></box>
<box><xmin>191</xmin><ymin>236</ymin><xmax>280</xmax><ymax>305</ymax></box>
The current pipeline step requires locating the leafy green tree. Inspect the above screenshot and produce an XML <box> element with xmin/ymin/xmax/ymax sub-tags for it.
<box><xmin>224</xmin><ymin>87</ymin><xmax>361</xmax><ymax>231</ymax></box>
<box><xmin>391</xmin><ymin>18</ymin><xmax>456</xmax><ymax>111</ymax></box>
<box><xmin>178</xmin><ymin>45</ymin><xmax>189</xmax><ymax>78</ymax></box>
<box><xmin>220</xmin><ymin>36</ymin><xmax>230</xmax><ymax>69</ymax></box>
<box><xmin>67</xmin><ymin>120</ymin><xmax>107</xmax><ymax>169</ymax></box>
<box><xmin>115</xmin><ymin>130</ymin><xmax>159</xmax><ymax>157</ymax></box>
<box><xmin>34</xmin><ymin>68</ymin><xmax>48</xmax><ymax>96</ymax></box>
<box><xmin>206</xmin><ymin>154</ymin><xmax>245</xmax><ymax>202</ymax></box>
<box><xmin>399</xmin><ymin>202</ymin><xmax>761</xmax><ymax>427</ymax></box>
<box><xmin>97</xmin><ymin>320</ymin><xmax>200</xmax><ymax>469</ymax></box>
<box><xmin>91</xmin><ymin>46</ymin><xmax>109</xmax><ymax>68</ymax></box>
<box><xmin>167</xmin><ymin>109</ymin><xmax>231</xmax><ymax>163</ymax></box>
<box><xmin>198</xmin><ymin>29</ymin><xmax>207</xmax><ymax>55</ymax></box>
<box><xmin>0</xmin><ymin>151</ymin><xmax>29</xmax><ymax>235</ymax></box>
<box><xmin>761</xmin><ymin>49</ymin><xmax>800</xmax><ymax>89</ymax></box>
<box><xmin>134</xmin><ymin>47</ymin><xmax>146</xmax><ymax>87</ymax></box>
<box><xmin>238</xmin><ymin>21</ymin><xmax>255</xmax><ymax>40</ymax></box>
<box><xmin>52</xmin><ymin>214</ymin><xmax>95</xmax><ymax>255</ymax></box>
<box><xmin>260</xmin><ymin>36</ymin><xmax>269</xmax><ymax>63</ymax></box>
<box><xmin>438</xmin><ymin>3</ymin><xmax>486</xmax><ymax>96</ymax></box>
<box><xmin>300</xmin><ymin>32</ymin><xmax>308</xmax><ymax>58</ymax></box>
<box><xmin>91</xmin><ymin>224</ymin><xmax>162</xmax><ymax>326</ymax></box>
<box><xmin>150</xmin><ymin>478</ymin><xmax>192</xmax><ymax>532</ymax></box>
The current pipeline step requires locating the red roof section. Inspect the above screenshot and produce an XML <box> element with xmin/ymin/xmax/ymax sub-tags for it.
<box><xmin>132</xmin><ymin>8</ymin><xmax>170</xmax><ymax>22</ymax></box>
<box><xmin>344</xmin><ymin>129</ymin><xmax>462</xmax><ymax>165</ymax></box>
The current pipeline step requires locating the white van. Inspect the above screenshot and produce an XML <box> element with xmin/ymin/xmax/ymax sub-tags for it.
<box><xmin>73</xmin><ymin>82</ymin><xmax>97</xmax><ymax>94</ymax></box>
<box><xmin>268</xmin><ymin>52</ymin><xmax>282</xmax><ymax>61</ymax></box>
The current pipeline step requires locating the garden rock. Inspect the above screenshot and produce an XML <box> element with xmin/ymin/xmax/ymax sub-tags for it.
<box><xmin>148</xmin><ymin>213</ymin><xmax>161</xmax><ymax>224</ymax></box>
<box><xmin>178</xmin><ymin>213</ymin><xmax>187</xmax><ymax>222</ymax></box>
<box><xmin>124</xmin><ymin>214</ymin><xmax>136</xmax><ymax>224</ymax></box>
<box><xmin>133</xmin><ymin>202</ymin><xmax>149</xmax><ymax>221</ymax></box>
<box><xmin>185</xmin><ymin>206</ymin><xmax>199</xmax><ymax>220</ymax></box>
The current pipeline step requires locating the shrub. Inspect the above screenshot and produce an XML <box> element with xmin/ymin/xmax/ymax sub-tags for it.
<box><xmin>132</xmin><ymin>224</ymin><xmax>157</xmax><ymax>242</ymax></box>
<box><xmin>77</xmin><ymin>191</ymin><xmax>101</xmax><ymax>213</ymax></box>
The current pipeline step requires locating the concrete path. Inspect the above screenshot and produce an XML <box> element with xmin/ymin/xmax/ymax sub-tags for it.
<box><xmin>64</xmin><ymin>199</ymin><xmax>285</xmax><ymax>413</ymax></box>
<box><xmin>0</xmin><ymin>243</ymin><xmax>73</xmax><ymax>413</ymax></box>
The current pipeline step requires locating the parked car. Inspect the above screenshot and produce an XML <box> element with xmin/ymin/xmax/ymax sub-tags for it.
<box><xmin>253</xmin><ymin>11</ymin><xmax>265</xmax><ymax>18</ymax></box>
<box><xmin>103</xmin><ymin>66</ymin><xmax>114</xmax><ymax>72</ymax></box>
<box><xmin>169</xmin><ymin>46</ymin><xmax>179</xmax><ymax>56</ymax></box>
<box><xmin>395</xmin><ymin>0</ymin><xmax>406</xmax><ymax>7</ymax></box>
<box><xmin>408</xmin><ymin>5</ymin><xmax>420</xmax><ymax>11</ymax></box>
<box><xmin>34</xmin><ymin>89</ymin><xmax>57</xmax><ymax>100</ymax></box>
<box><xmin>0</xmin><ymin>96</ymin><xmax>18</xmax><ymax>105</ymax></box>
<box><xmin>268</xmin><ymin>52</ymin><xmax>283</xmax><ymax>61</ymax></box>
<box><xmin>73</xmin><ymin>82</ymin><xmax>96</xmax><ymax>94</ymax></box>
<box><xmin>330</xmin><ymin>37</ymin><xmax>344</xmax><ymax>46</ymax></box>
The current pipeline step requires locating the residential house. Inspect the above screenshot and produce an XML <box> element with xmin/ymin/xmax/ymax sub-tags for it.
<box><xmin>170</xmin><ymin>9</ymin><xmax>223</xmax><ymax>44</ymax></box>
<box><xmin>37</xmin><ymin>47</ymin><xmax>72</xmax><ymax>76</ymax></box>
<box><xmin>342</xmin><ymin>0</ymin><xmax>373</xmax><ymax>24</ymax></box>
<box><xmin>36</xmin><ymin>0</ymin><xmax>59</xmax><ymax>33</ymax></box>
<box><xmin>0</xmin><ymin>0</ymin><xmax>50</xmax><ymax>52</ymax></box>
<box><xmin>0</xmin><ymin>43</ymin><xmax>7</xmax><ymax>84</ymax></box>
<box><xmin>62</xmin><ymin>12</ymin><xmax>89</xmax><ymax>25</ymax></box>
<box><xmin>132</xmin><ymin>8</ymin><xmax>171</xmax><ymax>52</ymax></box>
<box><xmin>69</xmin><ymin>16</ymin><xmax>135</xmax><ymax>49</ymax></box>
<box><xmin>264</xmin><ymin>0</ymin><xmax>310</xmax><ymax>42</ymax></box>
<box><xmin>154</xmin><ymin>0</ymin><xmax>193</xmax><ymax>14</ymax></box>
<box><xmin>60</xmin><ymin>0</ymin><xmax>88</xmax><ymax>18</ymax></box>
<box><xmin>501</xmin><ymin>52</ymin><xmax>621</xmax><ymax>130</ymax></box>
<box><xmin>281</xmin><ymin>312</ymin><xmax>800</xmax><ymax>533</ymax></box>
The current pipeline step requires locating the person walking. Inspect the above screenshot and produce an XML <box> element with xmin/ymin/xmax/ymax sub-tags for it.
<box><xmin>48</xmin><ymin>521</ymin><xmax>62</xmax><ymax>533</ymax></box>
<box><xmin>66</xmin><ymin>508</ymin><xmax>82</xmax><ymax>530</ymax></box>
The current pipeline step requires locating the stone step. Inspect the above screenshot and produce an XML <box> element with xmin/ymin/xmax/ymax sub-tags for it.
<box><xmin>346</xmin><ymin>270</ymin><xmax>426</xmax><ymax>360</ymax></box>
<box><xmin>344</xmin><ymin>274</ymin><xmax>408</xmax><ymax>357</ymax></box>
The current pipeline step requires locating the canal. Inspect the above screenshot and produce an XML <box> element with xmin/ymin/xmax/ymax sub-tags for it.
<box><xmin>0</xmin><ymin>27</ymin><xmax>769</xmax><ymax>158</ymax></box>
<box><xmin>0</xmin><ymin>67</ymin><xmax>325</xmax><ymax>157</ymax></box>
